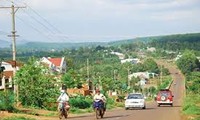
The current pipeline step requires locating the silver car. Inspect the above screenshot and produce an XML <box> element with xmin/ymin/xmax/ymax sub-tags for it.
<box><xmin>125</xmin><ymin>93</ymin><xmax>146</xmax><ymax>110</ymax></box>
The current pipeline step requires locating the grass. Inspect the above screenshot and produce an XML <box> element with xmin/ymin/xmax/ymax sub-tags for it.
<box><xmin>2</xmin><ymin>116</ymin><xmax>36</xmax><ymax>120</ymax></box>
<box><xmin>194</xmin><ymin>116</ymin><xmax>200</xmax><ymax>120</ymax></box>
<box><xmin>182</xmin><ymin>94</ymin><xmax>200</xmax><ymax>119</ymax></box>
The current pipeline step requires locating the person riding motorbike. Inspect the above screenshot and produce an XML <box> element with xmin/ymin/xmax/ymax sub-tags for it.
<box><xmin>93</xmin><ymin>89</ymin><xmax>107</xmax><ymax>111</ymax></box>
<box><xmin>57</xmin><ymin>89</ymin><xmax>70</xmax><ymax>118</ymax></box>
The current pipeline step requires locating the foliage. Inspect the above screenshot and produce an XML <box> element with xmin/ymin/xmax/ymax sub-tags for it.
<box><xmin>186</xmin><ymin>72</ymin><xmax>200</xmax><ymax>94</ymax></box>
<box><xmin>183</xmin><ymin>95</ymin><xmax>200</xmax><ymax>115</ymax></box>
<box><xmin>2</xmin><ymin>116</ymin><xmax>36</xmax><ymax>120</ymax></box>
<box><xmin>0</xmin><ymin>90</ymin><xmax>15</xmax><ymax>112</ymax></box>
<box><xmin>148</xmin><ymin>33</ymin><xmax>200</xmax><ymax>51</ymax></box>
<box><xmin>176</xmin><ymin>50</ymin><xmax>200</xmax><ymax>74</ymax></box>
<box><xmin>69</xmin><ymin>95</ymin><xmax>93</xmax><ymax>109</ymax></box>
<box><xmin>15</xmin><ymin>57</ymin><xmax>60</xmax><ymax>108</ymax></box>
<box><xmin>148</xmin><ymin>86</ymin><xmax>157</xmax><ymax>97</ymax></box>
<box><xmin>157</xmin><ymin>77</ymin><xmax>172</xmax><ymax>90</ymax></box>
<box><xmin>143</xmin><ymin>58</ymin><xmax>159</xmax><ymax>73</ymax></box>
<box><xmin>161</xmin><ymin>67</ymin><xmax>170</xmax><ymax>76</ymax></box>
<box><xmin>61</xmin><ymin>69</ymin><xmax>83</xmax><ymax>89</ymax></box>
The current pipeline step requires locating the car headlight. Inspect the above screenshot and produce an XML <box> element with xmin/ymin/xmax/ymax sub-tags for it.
<box><xmin>125</xmin><ymin>101</ymin><xmax>129</xmax><ymax>104</ymax></box>
<box><xmin>140</xmin><ymin>100</ymin><xmax>144</xmax><ymax>103</ymax></box>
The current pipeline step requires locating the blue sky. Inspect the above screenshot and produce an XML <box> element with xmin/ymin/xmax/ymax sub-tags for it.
<box><xmin>0</xmin><ymin>0</ymin><xmax>200</xmax><ymax>43</ymax></box>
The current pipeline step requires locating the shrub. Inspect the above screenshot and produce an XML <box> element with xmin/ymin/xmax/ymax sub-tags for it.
<box><xmin>183</xmin><ymin>95</ymin><xmax>200</xmax><ymax>115</ymax></box>
<box><xmin>157</xmin><ymin>78</ymin><xmax>171</xmax><ymax>90</ymax></box>
<box><xmin>69</xmin><ymin>95</ymin><xmax>92</xmax><ymax>109</ymax></box>
<box><xmin>0</xmin><ymin>91</ymin><xmax>15</xmax><ymax>112</ymax></box>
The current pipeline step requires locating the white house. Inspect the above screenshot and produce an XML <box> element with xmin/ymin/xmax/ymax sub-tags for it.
<box><xmin>147</xmin><ymin>47</ymin><xmax>156</xmax><ymax>52</ymax></box>
<box><xmin>0</xmin><ymin>61</ymin><xmax>21</xmax><ymax>90</ymax></box>
<box><xmin>40</xmin><ymin>57</ymin><xmax>66</xmax><ymax>73</ymax></box>
<box><xmin>121</xmin><ymin>58</ymin><xmax>141</xmax><ymax>64</ymax></box>
<box><xmin>128</xmin><ymin>72</ymin><xmax>150</xmax><ymax>80</ymax></box>
<box><xmin>110</xmin><ymin>52</ymin><xmax>125</xmax><ymax>60</ymax></box>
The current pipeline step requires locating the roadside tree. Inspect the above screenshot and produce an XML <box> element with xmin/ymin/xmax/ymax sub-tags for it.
<box><xmin>15</xmin><ymin>57</ymin><xmax>59</xmax><ymax>108</ymax></box>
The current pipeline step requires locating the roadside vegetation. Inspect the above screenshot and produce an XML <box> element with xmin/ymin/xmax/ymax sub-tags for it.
<box><xmin>2</xmin><ymin>116</ymin><xmax>36</xmax><ymax>120</ymax></box>
<box><xmin>176</xmin><ymin>51</ymin><xmax>200</xmax><ymax>120</ymax></box>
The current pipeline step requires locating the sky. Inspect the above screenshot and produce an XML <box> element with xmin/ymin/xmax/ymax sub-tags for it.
<box><xmin>0</xmin><ymin>0</ymin><xmax>200</xmax><ymax>43</ymax></box>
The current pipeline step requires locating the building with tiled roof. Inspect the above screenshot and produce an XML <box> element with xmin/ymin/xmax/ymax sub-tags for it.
<box><xmin>40</xmin><ymin>57</ymin><xmax>66</xmax><ymax>73</ymax></box>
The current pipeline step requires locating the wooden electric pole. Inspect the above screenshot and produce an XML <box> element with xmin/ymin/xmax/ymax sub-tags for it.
<box><xmin>0</xmin><ymin>1</ymin><xmax>25</xmax><ymax>105</ymax></box>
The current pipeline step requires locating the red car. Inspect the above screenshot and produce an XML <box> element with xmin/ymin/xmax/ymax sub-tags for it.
<box><xmin>156</xmin><ymin>89</ymin><xmax>174</xmax><ymax>107</ymax></box>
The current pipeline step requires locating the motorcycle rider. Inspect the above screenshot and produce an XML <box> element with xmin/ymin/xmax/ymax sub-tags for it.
<box><xmin>57</xmin><ymin>89</ymin><xmax>70</xmax><ymax>118</ymax></box>
<box><xmin>93</xmin><ymin>89</ymin><xmax>107</xmax><ymax>111</ymax></box>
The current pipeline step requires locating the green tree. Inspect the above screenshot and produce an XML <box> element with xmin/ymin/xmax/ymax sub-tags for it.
<box><xmin>15</xmin><ymin>57</ymin><xmax>59</xmax><ymax>108</ymax></box>
<box><xmin>61</xmin><ymin>69</ymin><xmax>83</xmax><ymax>89</ymax></box>
<box><xmin>176</xmin><ymin>50</ymin><xmax>200</xmax><ymax>74</ymax></box>
<box><xmin>143</xmin><ymin>58</ymin><xmax>159</xmax><ymax>73</ymax></box>
<box><xmin>186</xmin><ymin>72</ymin><xmax>200</xmax><ymax>94</ymax></box>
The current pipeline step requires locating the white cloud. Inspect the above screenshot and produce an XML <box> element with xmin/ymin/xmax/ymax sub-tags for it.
<box><xmin>0</xmin><ymin>0</ymin><xmax>200</xmax><ymax>42</ymax></box>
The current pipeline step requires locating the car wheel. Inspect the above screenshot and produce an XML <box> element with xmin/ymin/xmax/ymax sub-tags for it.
<box><xmin>142</xmin><ymin>106</ymin><xmax>146</xmax><ymax>109</ymax></box>
<box><xmin>157</xmin><ymin>104</ymin><xmax>160</xmax><ymax>107</ymax></box>
<box><xmin>125</xmin><ymin>107</ymin><xmax>129</xmax><ymax>110</ymax></box>
<box><xmin>171</xmin><ymin>103</ymin><xmax>173</xmax><ymax>107</ymax></box>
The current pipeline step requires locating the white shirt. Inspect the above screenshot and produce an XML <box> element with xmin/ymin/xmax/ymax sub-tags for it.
<box><xmin>57</xmin><ymin>93</ymin><xmax>69</xmax><ymax>103</ymax></box>
<box><xmin>93</xmin><ymin>93</ymin><xmax>106</xmax><ymax>102</ymax></box>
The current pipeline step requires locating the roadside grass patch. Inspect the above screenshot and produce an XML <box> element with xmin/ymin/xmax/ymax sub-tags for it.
<box><xmin>194</xmin><ymin>116</ymin><xmax>200</xmax><ymax>120</ymax></box>
<box><xmin>183</xmin><ymin>95</ymin><xmax>200</xmax><ymax>115</ymax></box>
<box><xmin>2</xmin><ymin>116</ymin><xmax>36</xmax><ymax>120</ymax></box>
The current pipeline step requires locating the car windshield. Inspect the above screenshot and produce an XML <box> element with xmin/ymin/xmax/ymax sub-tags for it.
<box><xmin>127</xmin><ymin>94</ymin><xmax>143</xmax><ymax>99</ymax></box>
<box><xmin>159</xmin><ymin>91</ymin><xmax>170</xmax><ymax>96</ymax></box>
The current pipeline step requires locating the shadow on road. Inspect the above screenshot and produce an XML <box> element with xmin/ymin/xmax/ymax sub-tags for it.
<box><xmin>126</xmin><ymin>107</ymin><xmax>155</xmax><ymax>110</ymax></box>
<box><xmin>67</xmin><ymin>114</ymin><xmax>94</xmax><ymax>119</ymax></box>
<box><xmin>157</xmin><ymin>105</ymin><xmax>181</xmax><ymax>108</ymax></box>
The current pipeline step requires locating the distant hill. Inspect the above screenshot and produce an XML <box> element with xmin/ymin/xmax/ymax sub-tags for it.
<box><xmin>17</xmin><ymin>42</ymin><xmax>108</xmax><ymax>50</ymax></box>
<box><xmin>147</xmin><ymin>33</ymin><xmax>200</xmax><ymax>51</ymax></box>
<box><xmin>1</xmin><ymin>32</ymin><xmax>200</xmax><ymax>51</ymax></box>
<box><xmin>0</xmin><ymin>39</ymin><xmax>28</xmax><ymax>48</ymax></box>
<box><xmin>0</xmin><ymin>40</ymin><xmax>10</xmax><ymax>48</ymax></box>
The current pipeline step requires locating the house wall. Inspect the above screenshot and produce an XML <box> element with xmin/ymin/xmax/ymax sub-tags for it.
<box><xmin>67</xmin><ymin>88</ymin><xmax>90</xmax><ymax>96</ymax></box>
<box><xmin>0</xmin><ymin>62</ymin><xmax>16</xmax><ymax>90</ymax></box>
<box><xmin>0</xmin><ymin>77</ymin><xmax>12</xmax><ymax>90</ymax></box>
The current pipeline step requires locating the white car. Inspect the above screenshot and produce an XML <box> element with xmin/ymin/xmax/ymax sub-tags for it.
<box><xmin>125</xmin><ymin>93</ymin><xmax>146</xmax><ymax>110</ymax></box>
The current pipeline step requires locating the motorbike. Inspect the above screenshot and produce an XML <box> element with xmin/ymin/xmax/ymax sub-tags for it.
<box><xmin>94</xmin><ymin>100</ymin><xmax>105</xmax><ymax>119</ymax></box>
<box><xmin>58</xmin><ymin>102</ymin><xmax>70</xmax><ymax>120</ymax></box>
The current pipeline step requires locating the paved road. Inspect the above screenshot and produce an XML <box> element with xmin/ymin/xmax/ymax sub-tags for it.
<box><xmin>57</xmin><ymin>61</ymin><xmax>184</xmax><ymax>120</ymax></box>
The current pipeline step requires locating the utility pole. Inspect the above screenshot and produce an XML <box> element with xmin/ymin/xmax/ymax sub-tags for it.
<box><xmin>160</xmin><ymin>65</ymin><xmax>163</xmax><ymax>84</ymax></box>
<box><xmin>113</xmin><ymin>69</ymin><xmax>116</xmax><ymax>92</ymax></box>
<box><xmin>87</xmin><ymin>58</ymin><xmax>92</xmax><ymax>91</ymax></box>
<box><xmin>0</xmin><ymin>1</ymin><xmax>25</xmax><ymax>105</ymax></box>
<box><xmin>127</xmin><ymin>66</ymin><xmax>130</xmax><ymax>88</ymax></box>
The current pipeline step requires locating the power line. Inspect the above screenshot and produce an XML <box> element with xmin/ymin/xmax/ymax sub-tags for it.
<box><xmin>15</xmin><ymin>15</ymin><xmax>54</xmax><ymax>41</ymax></box>
<box><xmin>16</xmin><ymin>0</ymin><xmax>68</xmax><ymax>41</ymax></box>
<box><xmin>1</xmin><ymin>0</ymin><xmax>68</xmax><ymax>42</ymax></box>
<box><xmin>24</xmin><ymin>5</ymin><xmax>68</xmax><ymax>41</ymax></box>
<box><xmin>4</xmin><ymin>0</ymin><xmax>60</xmax><ymax>41</ymax></box>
